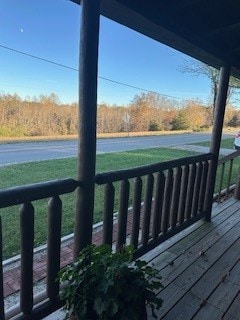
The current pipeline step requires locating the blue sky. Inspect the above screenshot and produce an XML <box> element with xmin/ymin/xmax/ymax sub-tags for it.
<box><xmin>0</xmin><ymin>0</ymin><xmax>212</xmax><ymax>105</ymax></box>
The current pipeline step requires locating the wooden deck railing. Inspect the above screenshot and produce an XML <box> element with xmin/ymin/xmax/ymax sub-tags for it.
<box><xmin>214</xmin><ymin>150</ymin><xmax>240</xmax><ymax>202</ymax></box>
<box><xmin>95</xmin><ymin>153</ymin><xmax>214</xmax><ymax>258</ymax></box>
<box><xmin>1</xmin><ymin>151</ymin><xmax>240</xmax><ymax>319</ymax></box>
<box><xmin>0</xmin><ymin>178</ymin><xmax>79</xmax><ymax>320</ymax></box>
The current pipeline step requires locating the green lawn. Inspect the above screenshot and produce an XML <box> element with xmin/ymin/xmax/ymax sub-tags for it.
<box><xmin>192</xmin><ymin>137</ymin><xmax>235</xmax><ymax>149</ymax></box>
<box><xmin>0</xmin><ymin>147</ymin><xmax>198</xmax><ymax>259</ymax></box>
<box><xmin>0</xmin><ymin>145</ymin><xmax>239</xmax><ymax>259</ymax></box>
<box><xmin>0</xmin><ymin>148</ymin><xmax>200</xmax><ymax>189</ymax></box>
<box><xmin>193</xmin><ymin>137</ymin><xmax>240</xmax><ymax>195</ymax></box>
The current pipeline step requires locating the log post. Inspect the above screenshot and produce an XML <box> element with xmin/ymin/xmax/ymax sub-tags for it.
<box><xmin>204</xmin><ymin>65</ymin><xmax>231</xmax><ymax>221</ymax></box>
<box><xmin>234</xmin><ymin>167</ymin><xmax>240</xmax><ymax>200</ymax></box>
<box><xmin>74</xmin><ymin>0</ymin><xmax>101</xmax><ymax>258</ymax></box>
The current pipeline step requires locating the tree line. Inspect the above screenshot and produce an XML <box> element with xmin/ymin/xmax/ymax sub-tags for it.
<box><xmin>0</xmin><ymin>93</ymin><xmax>78</xmax><ymax>136</ymax></box>
<box><xmin>0</xmin><ymin>92</ymin><xmax>240</xmax><ymax>137</ymax></box>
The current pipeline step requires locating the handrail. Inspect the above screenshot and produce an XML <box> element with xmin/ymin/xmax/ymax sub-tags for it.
<box><xmin>0</xmin><ymin>178</ymin><xmax>80</xmax><ymax>208</ymax></box>
<box><xmin>218</xmin><ymin>149</ymin><xmax>240</xmax><ymax>165</ymax></box>
<box><xmin>1</xmin><ymin>150</ymin><xmax>237</xmax><ymax>320</ymax></box>
<box><xmin>95</xmin><ymin>153</ymin><xmax>214</xmax><ymax>184</ymax></box>
<box><xmin>0</xmin><ymin>178</ymin><xmax>80</xmax><ymax>320</ymax></box>
<box><xmin>96</xmin><ymin>152</ymin><xmax>213</xmax><ymax>260</ymax></box>
<box><xmin>215</xmin><ymin>149</ymin><xmax>240</xmax><ymax>202</ymax></box>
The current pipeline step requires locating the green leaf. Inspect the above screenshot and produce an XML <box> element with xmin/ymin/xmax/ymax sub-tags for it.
<box><xmin>58</xmin><ymin>244</ymin><xmax>163</xmax><ymax>319</ymax></box>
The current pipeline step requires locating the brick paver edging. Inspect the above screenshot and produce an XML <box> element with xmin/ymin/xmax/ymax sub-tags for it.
<box><xmin>3</xmin><ymin>213</ymin><xmax>134</xmax><ymax>298</ymax></box>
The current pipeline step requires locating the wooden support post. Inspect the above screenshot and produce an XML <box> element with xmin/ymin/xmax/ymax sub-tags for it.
<box><xmin>0</xmin><ymin>217</ymin><xmax>5</xmax><ymax>320</ymax></box>
<box><xmin>234</xmin><ymin>167</ymin><xmax>240</xmax><ymax>200</ymax></box>
<box><xmin>204</xmin><ymin>65</ymin><xmax>230</xmax><ymax>221</ymax></box>
<box><xmin>74</xmin><ymin>0</ymin><xmax>101</xmax><ymax>259</ymax></box>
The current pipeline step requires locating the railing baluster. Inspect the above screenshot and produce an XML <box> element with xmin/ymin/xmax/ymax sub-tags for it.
<box><xmin>217</xmin><ymin>163</ymin><xmax>225</xmax><ymax>203</ymax></box>
<box><xmin>116</xmin><ymin>180</ymin><xmax>130</xmax><ymax>251</ymax></box>
<box><xmin>141</xmin><ymin>174</ymin><xmax>154</xmax><ymax>246</ymax></box>
<box><xmin>0</xmin><ymin>178</ymin><xmax>79</xmax><ymax>320</ymax></box>
<box><xmin>20</xmin><ymin>202</ymin><xmax>34</xmax><ymax>317</ymax></box>
<box><xmin>161</xmin><ymin>169</ymin><xmax>173</xmax><ymax>234</ymax></box>
<box><xmin>199</xmin><ymin>160</ymin><xmax>209</xmax><ymax>213</ymax></box>
<box><xmin>170</xmin><ymin>167</ymin><xmax>182</xmax><ymax>229</ymax></box>
<box><xmin>226</xmin><ymin>159</ymin><xmax>233</xmax><ymax>195</ymax></box>
<box><xmin>185</xmin><ymin>163</ymin><xmax>197</xmax><ymax>220</ymax></box>
<box><xmin>152</xmin><ymin>172</ymin><xmax>165</xmax><ymax>240</ymax></box>
<box><xmin>0</xmin><ymin>216</ymin><xmax>5</xmax><ymax>320</ymax></box>
<box><xmin>216</xmin><ymin>150</ymin><xmax>240</xmax><ymax>200</ymax></box>
<box><xmin>191</xmin><ymin>162</ymin><xmax>203</xmax><ymax>216</ymax></box>
<box><xmin>234</xmin><ymin>163</ymin><xmax>240</xmax><ymax>199</ymax></box>
<box><xmin>131</xmin><ymin>177</ymin><xmax>142</xmax><ymax>249</ymax></box>
<box><xmin>0</xmin><ymin>153</ymin><xmax>218</xmax><ymax>319</ymax></box>
<box><xmin>103</xmin><ymin>183</ymin><xmax>115</xmax><ymax>246</ymax></box>
<box><xmin>47</xmin><ymin>196</ymin><xmax>62</xmax><ymax>301</ymax></box>
<box><xmin>178</xmin><ymin>165</ymin><xmax>189</xmax><ymax>225</ymax></box>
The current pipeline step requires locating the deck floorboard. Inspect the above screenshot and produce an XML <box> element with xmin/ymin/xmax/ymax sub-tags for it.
<box><xmin>145</xmin><ymin>198</ymin><xmax>240</xmax><ymax>319</ymax></box>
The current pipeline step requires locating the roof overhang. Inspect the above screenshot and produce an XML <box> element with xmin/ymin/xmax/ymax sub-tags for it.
<box><xmin>71</xmin><ymin>0</ymin><xmax>240</xmax><ymax>79</ymax></box>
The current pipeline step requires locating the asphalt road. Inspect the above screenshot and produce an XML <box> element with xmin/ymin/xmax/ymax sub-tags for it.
<box><xmin>0</xmin><ymin>133</ymin><xmax>233</xmax><ymax>166</ymax></box>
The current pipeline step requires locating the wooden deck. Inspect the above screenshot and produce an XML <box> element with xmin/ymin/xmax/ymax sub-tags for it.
<box><xmin>42</xmin><ymin>196</ymin><xmax>240</xmax><ymax>320</ymax></box>
<box><xmin>145</xmin><ymin>197</ymin><xmax>240</xmax><ymax>320</ymax></box>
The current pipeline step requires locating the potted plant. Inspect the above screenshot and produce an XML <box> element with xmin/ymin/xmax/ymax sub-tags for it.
<box><xmin>59</xmin><ymin>244</ymin><xmax>163</xmax><ymax>320</ymax></box>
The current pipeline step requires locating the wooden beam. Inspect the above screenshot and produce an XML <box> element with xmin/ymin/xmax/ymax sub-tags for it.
<box><xmin>74</xmin><ymin>0</ymin><xmax>101</xmax><ymax>258</ymax></box>
<box><xmin>206</xmin><ymin>22</ymin><xmax>240</xmax><ymax>38</ymax></box>
<box><xmin>160</xmin><ymin>0</ymin><xmax>205</xmax><ymax>11</ymax></box>
<box><xmin>174</xmin><ymin>0</ymin><xmax>205</xmax><ymax>9</ymax></box>
<box><xmin>228</xmin><ymin>45</ymin><xmax>240</xmax><ymax>54</ymax></box>
<box><xmin>204</xmin><ymin>65</ymin><xmax>231</xmax><ymax>221</ymax></box>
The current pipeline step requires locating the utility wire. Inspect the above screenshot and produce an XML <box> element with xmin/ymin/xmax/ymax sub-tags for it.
<box><xmin>0</xmin><ymin>44</ymin><xmax>78</xmax><ymax>72</ymax></box>
<box><xmin>98</xmin><ymin>76</ymin><xmax>180</xmax><ymax>99</ymax></box>
<box><xmin>0</xmin><ymin>44</ymin><xmax>182</xmax><ymax>100</ymax></box>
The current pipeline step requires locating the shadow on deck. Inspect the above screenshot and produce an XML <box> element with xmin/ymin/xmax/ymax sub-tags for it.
<box><xmin>144</xmin><ymin>197</ymin><xmax>240</xmax><ymax>319</ymax></box>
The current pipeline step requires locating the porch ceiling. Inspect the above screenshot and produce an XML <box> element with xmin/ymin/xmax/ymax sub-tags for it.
<box><xmin>72</xmin><ymin>0</ymin><xmax>240</xmax><ymax>79</ymax></box>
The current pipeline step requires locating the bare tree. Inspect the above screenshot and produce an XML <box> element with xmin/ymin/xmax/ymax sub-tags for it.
<box><xmin>180</xmin><ymin>60</ymin><xmax>240</xmax><ymax>114</ymax></box>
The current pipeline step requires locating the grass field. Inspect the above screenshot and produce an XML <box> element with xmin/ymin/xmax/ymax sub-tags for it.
<box><xmin>192</xmin><ymin>137</ymin><xmax>235</xmax><ymax>149</ymax></box>
<box><xmin>0</xmin><ymin>147</ymin><xmax>198</xmax><ymax>259</ymax></box>
<box><xmin>0</xmin><ymin>143</ymin><xmax>239</xmax><ymax>259</ymax></box>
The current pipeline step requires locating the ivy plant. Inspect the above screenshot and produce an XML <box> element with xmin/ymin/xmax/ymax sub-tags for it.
<box><xmin>59</xmin><ymin>244</ymin><xmax>163</xmax><ymax>320</ymax></box>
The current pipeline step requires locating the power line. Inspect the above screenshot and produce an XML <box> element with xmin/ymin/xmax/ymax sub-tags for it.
<box><xmin>98</xmin><ymin>76</ymin><xmax>181</xmax><ymax>99</ymax></box>
<box><xmin>0</xmin><ymin>44</ymin><xmax>182</xmax><ymax>100</ymax></box>
<box><xmin>0</xmin><ymin>44</ymin><xmax>78</xmax><ymax>72</ymax></box>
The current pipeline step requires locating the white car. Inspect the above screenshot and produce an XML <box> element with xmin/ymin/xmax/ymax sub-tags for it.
<box><xmin>234</xmin><ymin>132</ymin><xmax>240</xmax><ymax>149</ymax></box>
